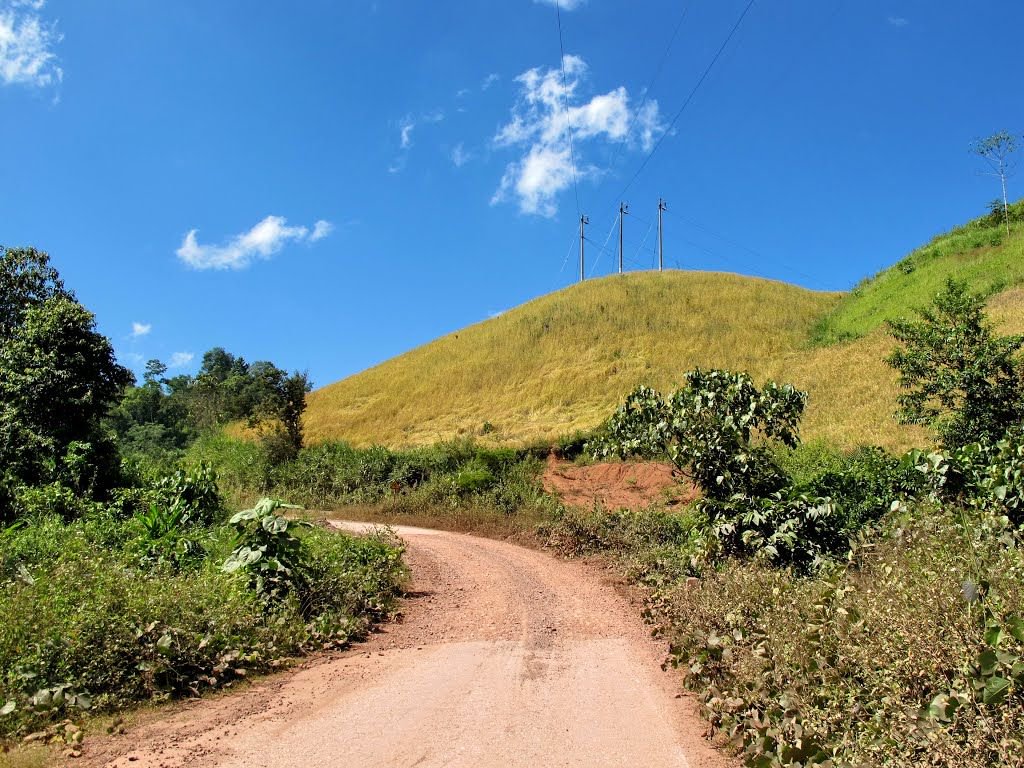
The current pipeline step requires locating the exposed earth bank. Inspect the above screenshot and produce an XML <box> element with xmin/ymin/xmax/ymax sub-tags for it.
<box><xmin>74</xmin><ymin>523</ymin><xmax>731</xmax><ymax>768</ymax></box>
<box><xmin>542</xmin><ymin>455</ymin><xmax>699</xmax><ymax>510</ymax></box>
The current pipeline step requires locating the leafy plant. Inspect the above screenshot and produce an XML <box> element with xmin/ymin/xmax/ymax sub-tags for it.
<box><xmin>222</xmin><ymin>497</ymin><xmax>307</xmax><ymax>606</ymax></box>
<box><xmin>153</xmin><ymin>463</ymin><xmax>222</xmax><ymax>526</ymax></box>
<box><xmin>887</xmin><ymin>278</ymin><xmax>1024</xmax><ymax>450</ymax></box>
<box><xmin>592</xmin><ymin>371</ymin><xmax>806</xmax><ymax>501</ymax></box>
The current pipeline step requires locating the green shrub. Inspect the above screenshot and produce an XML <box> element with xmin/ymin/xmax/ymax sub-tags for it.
<box><xmin>660</xmin><ymin>504</ymin><xmax>1024</xmax><ymax>767</ymax></box>
<box><xmin>222</xmin><ymin>498</ymin><xmax>307</xmax><ymax>607</ymax></box>
<box><xmin>0</xmin><ymin>512</ymin><xmax>405</xmax><ymax>737</ymax></box>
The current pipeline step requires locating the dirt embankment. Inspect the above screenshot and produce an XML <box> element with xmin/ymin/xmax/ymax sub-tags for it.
<box><xmin>74</xmin><ymin>523</ymin><xmax>733</xmax><ymax>768</ymax></box>
<box><xmin>542</xmin><ymin>455</ymin><xmax>699</xmax><ymax>510</ymax></box>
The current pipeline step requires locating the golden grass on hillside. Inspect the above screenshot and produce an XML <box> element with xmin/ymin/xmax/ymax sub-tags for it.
<box><xmin>303</xmin><ymin>271</ymin><xmax>1024</xmax><ymax>453</ymax></box>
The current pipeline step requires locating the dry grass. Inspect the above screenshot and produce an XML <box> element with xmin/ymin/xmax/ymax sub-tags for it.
<box><xmin>303</xmin><ymin>270</ymin><xmax>1024</xmax><ymax>454</ymax></box>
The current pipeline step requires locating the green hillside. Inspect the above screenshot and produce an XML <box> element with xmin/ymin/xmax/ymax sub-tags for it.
<box><xmin>812</xmin><ymin>201</ymin><xmax>1024</xmax><ymax>343</ymax></box>
<box><xmin>305</xmin><ymin>204</ymin><xmax>1024</xmax><ymax>453</ymax></box>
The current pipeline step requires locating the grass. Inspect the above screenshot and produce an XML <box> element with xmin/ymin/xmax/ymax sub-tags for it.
<box><xmin>304</xmin><ymin>205</ymin><xmax>1024</xmax><ymax>454</ymax></box>
<box><xmin>306</xmin><ymin>271</ymin><xmax>848</xmax><ymax>446</ymax></box>
<box><xmin>811</xmin><ymin>205</ymin><xmax>1024</xmax><ymax>344</ymax></box>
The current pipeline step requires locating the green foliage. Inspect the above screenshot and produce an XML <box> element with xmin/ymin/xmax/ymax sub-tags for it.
<box><xmin>592</xmin><ymin>371</ymin><xmax>864</xmax><ymax>571</ymax></box>
<box><xmin>0</xmin><ymin>507</ymin><xmax>405</xmax><ymax>737</ymax></box>
<box><xmin>592</xmin><ymin>371</ymin><xmax>806</xmax><ymax>501</ymax></box>
<box><xmin>109</xmin><ymin>349</ymin><xmax>311</xmax><ymax>472</ymax></box>
<box><xmin>542</xmin><ymin>504</ymin><xmax>707</xmax><ymax>588</ymax></box>
<box><xmin>811</xmin><ymin>200</ymin><xmax>1024</xmax><ymax>346</ymax></box>
<box><xmin>0</xmin><ymin>278</ymin><xmax>132</xmax><ymax>494</ymax></box>
<box><xmin>887</xmin><ymin>279</ymin><xmax>1024</xmax><ymax>449</ymax></box>
<box><xmin>982</xmin><ymin>429</ymin><xmax>1024</xmax><ymax>526</ymax></box>
<box><xmin>222</xmin><ymin>498</ymin><xmax>307</xmax><ymax>606</ymax></box>
<box><xmin>152</xmin><ymin>463</ymin><xmax>222</xmax><ymax>527</ymax></box>
<box><xmin>653</xmin><ymin>505</ymin><xmax>1024</xmax><ymax>767</ymax></box>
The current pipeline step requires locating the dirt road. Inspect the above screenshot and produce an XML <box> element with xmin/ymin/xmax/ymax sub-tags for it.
<box><xmin>80</xmin><ymin>524</ymin><xmax>732</xmax><ymax>768</ymax></box>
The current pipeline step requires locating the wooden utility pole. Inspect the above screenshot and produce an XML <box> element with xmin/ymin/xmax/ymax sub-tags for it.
<box><xmin>579</xmin><ymin>214</ymin><xmax>589</xmax><ymax>282</ymax></box>
<box><xmin>618</xmin><ymin>202</ymin><xmax>629</xmax><ymax>274</ymax></box>
<box><xmin>657</xmin><ymin>198</ymin><xmax>666</xmax><ymax>271</ymax></box>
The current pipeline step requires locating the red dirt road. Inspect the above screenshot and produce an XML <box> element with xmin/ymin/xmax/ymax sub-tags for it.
<box><xmin>77</xmin><ymin>524</ymin><xmax>732</xmax><ymax>768</ymax></box>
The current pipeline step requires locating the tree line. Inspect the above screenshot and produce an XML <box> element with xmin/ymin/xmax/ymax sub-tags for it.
<box><xmin>0</xmin><ymin>246</ymin><xmax>310</xmax><ymax>518</ymax></box>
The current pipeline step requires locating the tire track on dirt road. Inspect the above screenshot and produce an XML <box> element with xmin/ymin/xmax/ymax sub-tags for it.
<box><xmin>78</xmin><ymin>523</ymin><xmax>734</xmax><ymax>768</ymax></box>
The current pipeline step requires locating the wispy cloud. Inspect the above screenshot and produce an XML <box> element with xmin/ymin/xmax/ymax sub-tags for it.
<box><xmin>399</xmin><ymin>115</ymin><xmax>415</xmax><ymax>149</ymax></box>
<box><xmin>131</xmin><ymin>321</ymin><xmax>152</xmax><ymax>338</ymax></box>
<box><xmin>176</xmin><ymin>215</ymin><xmax>333</xmax><ymax>270</ymax></box>
<box><xmin>491</xmin><ymin>54</ymin><xmax>664</xmax><ymax>217</ymax></box>
<box><xmin>481</xmin><ymin>73</ymin><xmax>500</xmax><ymax>91</ymax></box>
<box><xmin>451</xmin><ymin>142</ymin><xmax>472</xmax><ymax>168</ymax></box>
<box><xmin>168</xmin><ymin>352</ymin><xmax>194</xmax><ymax>369</ymax></box>
<box><xmin>391</xmin><ymin>109</ymin><xmax>446</xmax><ymax>172</ymax></box>
<box><xmin>310</xmin><ymin>219</ymin><xmax>334</xmax><ymax>241</ymax></box>
<box><xmin>0</xmin><ymin>0</ymin><xmax>62</xmax><ymax>89</ymax></box>
<box><xmin>887</xmin><ymin>16</ymin><xmax>908</xmax><ymax>27</ymax></box>
<box><xmin>533</xmin><ymin>0</ymin><xmax>586</xmax><ymax>10</ymax></box>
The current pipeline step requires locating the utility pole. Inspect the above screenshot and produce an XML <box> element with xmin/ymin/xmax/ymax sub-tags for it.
<box><xmin>579</xmin><ymin>214</ymin><xmax>589</xmax><ymax>282</ymax></box>
<box><xmin>618</xmin><ymin>202</ymin><xmax>629</xmax><ymax>274</ymax></box>
<box><xmin>657</xmin><ymin>198</ymin><xmax>667</xmax><ymax>272</ymax></box>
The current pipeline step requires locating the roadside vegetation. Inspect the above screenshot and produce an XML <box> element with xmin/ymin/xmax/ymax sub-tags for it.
<box><xmin>4</xmin><ymin>197</ymin><xmax>1024</xmax><ymax>766</ymax></box>
<box><xmin>0</xmin><ymin>247</ymin><xmax>406</xmax><ymax>746</ymax></box>
<box><xmin>542</xmin><ymin>278</ymin><xmax>1024</xmax><ymax>767</ymax></box>
<box><xmin>189</xmin><ymin>270</ymin><xmax>1024</xmax><ymax>765</ymax></box>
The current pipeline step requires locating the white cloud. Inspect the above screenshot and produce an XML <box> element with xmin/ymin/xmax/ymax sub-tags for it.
<box><xmin>887</xmin><ymin>15</ymin><xmax>908</xmax><ymax>27</ymax></box>
<box><xmin>491</xmin><ymin>55</ymin><xmax>664</xmax><ymax>217</ymax></box>
<box><xmin>399</xmin><ymin>116</ymin><xmax>415</xmax><ymax>149</ymax></box>
<box><xmin>176</xmin><ymin>215</ymin><xmax>331</xmax><ymax>270</ymax></box>
<box><xmin>168</xmin><ymin>352</ymin><xmax>194</xmax><ymax>369</ymax></box>
<box><xmin>481</xmin><ymin>73</ymin><xmax>499</xmax><ymax>91</ymax></box>
<box><xmin>391</xmin><ymin>108</ymin><xmax>447</xmax><ymax>172</ymax></box>
<box><xmin>0</xmin><ymin>0</ymin><xmax>62</xmax><ymax>89</ymax></box>
<box><xmin>451</xmin><ymin>142</ymin><xmax>472</xmax><ymax>168</ymax></box>
<box><xmin>131</xmin><ymin>321</ymin><xmax>152</xmax><ymax>338</ymax></box>
<box><xmin>533</xmin><ymin>0</ymin><xmax>586</xmax><ymax>10</ymax></box>
<box><xmin>310</xmin><ymin>219</ymin><xmax>334</xmax><ymax>241</ymax></box>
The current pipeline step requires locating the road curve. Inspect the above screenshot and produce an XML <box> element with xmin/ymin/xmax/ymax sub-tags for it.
<box><xmin>80</xmin><ymin>523</ymin><xmax>733</xmax><ymax>768</ymax></box>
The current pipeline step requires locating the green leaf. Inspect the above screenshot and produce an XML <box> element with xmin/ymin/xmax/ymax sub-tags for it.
<box><xmin>985</xmin><ymin>622</ymin><xmax>1004</xmax><ymax>648</ymax></box>
<box><xmin>979</xmin><ymin>649</ymin><xmax>999</xmax><ymax>675</ymax></box>
<box><xmin>156</xmin><ymin>632</ymin><xmax>173</xmax><ymax>655</ymax></box>
<box><xmin>1007</xmin><ymin>614</ymin><xmax>1024</xmax><ymax>643</ymax></box>
<box><xmin>983</xmin><ymin>676</ymin><xmax>1011</xmax><ymax>705</ymax></box>
<box><xmin>0</xmin><ymin>701</ymin><xmax>15</xmax><ymax>717</ymax></box>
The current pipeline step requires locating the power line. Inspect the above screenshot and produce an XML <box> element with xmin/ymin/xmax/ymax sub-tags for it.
<box><xmin>602</xmin><ymin>3</ymin><xmax>691</xmax><ymax>174</ymax></box>
<box><xmin>588</xmin><ymin>214</ymin><xmax>619</xmax><ymax>278</ymax></box>
<box><xmin>614</xmin><ymin>0</ymin><xmax>757</xmax><ymax>202</ymax></box>
<box><xmin>663</xmin><ymin>207</ymin><xmax>825</xmax><ymax>285</ymax></box>
<box><xmin>554</xmin><ymin>0</ymin><xmax>582</xmax><ymax>218</ymax></box>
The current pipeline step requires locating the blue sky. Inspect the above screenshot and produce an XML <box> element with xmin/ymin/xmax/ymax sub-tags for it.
<box><xmin>2</xmin><ymin>0</ymin><xmax>1023</xmax><ymax>387</ymax></box>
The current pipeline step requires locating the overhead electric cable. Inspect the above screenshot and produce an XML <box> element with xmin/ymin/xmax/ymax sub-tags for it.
<box><xmin>614</xmin><ymin>0</ymin><xmax>757</xmax><ymax>202</ymax></box>
<box><xmin>588</xmin><ymin>214</ymin><xmax>619</xmax><ymax>277</ymax></box>
<box><xmin>554</xmin><ymin>0</ymin><xmax>582</xmax><ymax>218</ymax></box>
<box><xmin>603</xmin><ymin>4</ymin><xmax>691</xmax><ymax>174</ymax></box>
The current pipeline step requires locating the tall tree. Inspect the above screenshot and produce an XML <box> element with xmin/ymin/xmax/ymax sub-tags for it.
<box><xmin>0</xmin><ymin>287</ymin><xmax>132</xmax><ymax>491</ymax></box>
<box><xmin>971</xmin><ymin>131</ymin><xmax>1019</xmax><ymax>235</ymax></box>
<box><xmin>887</xmin><ymin>279</ymin><xmax>1024</xmax><ymax>449</ymax></box>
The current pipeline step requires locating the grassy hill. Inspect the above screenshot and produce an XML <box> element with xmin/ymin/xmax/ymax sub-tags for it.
<box><xmin>305</xmin><ymin>206</ymin><xmax>1024</xmax><ymax>453</ymax></box>
<box><xmin>812</xmin><ymin>201</ymin><xmax>1024</xmax><ymax>343</ymax></box>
